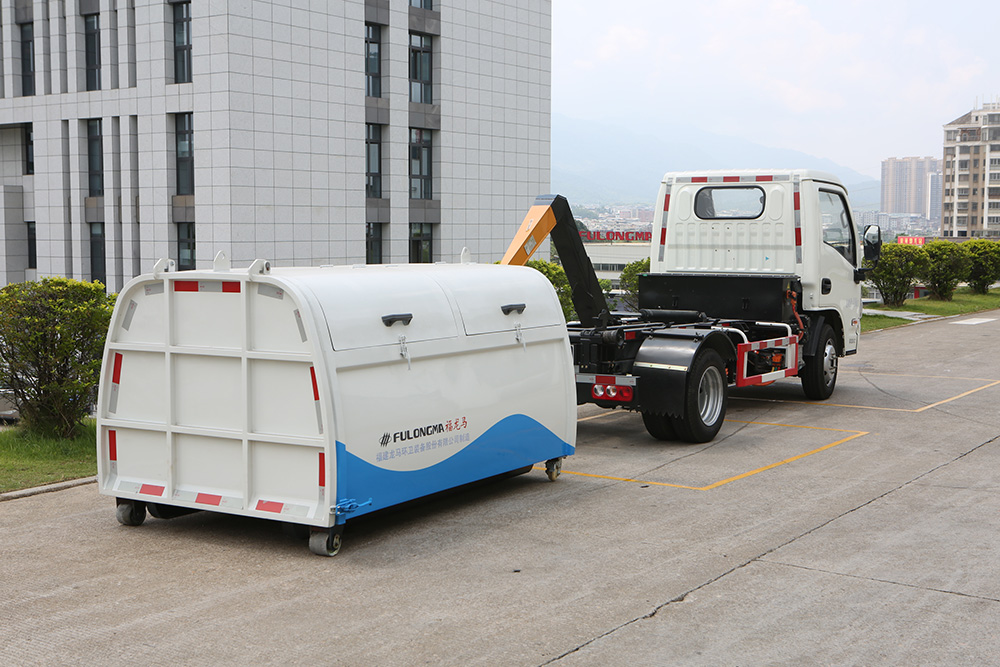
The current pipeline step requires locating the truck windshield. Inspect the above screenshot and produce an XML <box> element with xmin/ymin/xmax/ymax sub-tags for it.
<box><xmin>693</xmin><ymin>187</ymin><xmax>764</xmax><ymax>219</ymax></box>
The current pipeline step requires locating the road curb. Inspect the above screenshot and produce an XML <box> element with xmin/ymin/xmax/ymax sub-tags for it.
<box><xmin>0</xmin><ymin>476</ymin><xmax>97</xmax><ymax>502</ymax></box>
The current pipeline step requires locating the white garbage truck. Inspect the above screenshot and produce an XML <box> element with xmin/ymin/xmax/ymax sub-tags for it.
<box><xmin>501</xmin><ymin>169</ymin><xmax>882</xmax><ymax>443</ymax></box>
<box><xmin>97</xmin><ymin>256</ymin><xmax>576</xmax><ymax>556</ymax></box>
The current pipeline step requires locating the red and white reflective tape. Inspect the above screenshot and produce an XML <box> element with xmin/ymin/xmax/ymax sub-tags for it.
<box><xmin>108</xmin><ymin>352</ymin><xmax>123</xmax><ymax>413</ymax></box>
<box><xmin>793</xmin><ymin>180</ymin><xmax>803</xmax><ymax>264</ymax></box>
<box><xmin>172</xmin><ymin>488</ymin><xmax>243</xmax><ymax>510</ymax></box>
<box><xmin>673</xmin><ymin>174</ymin><xmax>791</xmax><ymax>184</ymax></box>
<box><xmin>107</xmin><ymin>429</ymin><xmax>118</xmax><ymax>482</ymax></box>
<box><xmin>659</xmin><ymin>185</ymin><xmax>671</xmax><ymax>262</ymax></box>
<box><xmin>254</xmin><ymin>498</ymin><xmax>311</xmax><ymax>518</ymax></box>
<box><xmin>317</xmin><ymin>451</ymin><xmax>326</xmax><ymax>516</ymax></box>
<box><xmin>116</xmin><ymin>480</ymin><xmax>166</xmax><ymax>497</ymax></box>
<box><xmin>173</xmin><ymin>280</ymin><xmax>241</xmax><ymax>293</ymax></box>
<box><xmin>735</xmin><ymin>336</ymin><xmax>800</xmax><ymax>387</ymax></box>
<box><xmin>576</xmin><ymin>373</ymin><xmax>637</xmax><ymax>386</ymax></box>
<box><xmin>310</xmin><ymin>366</ymin><xmax>323</xmax><ymax>434</ymax></box>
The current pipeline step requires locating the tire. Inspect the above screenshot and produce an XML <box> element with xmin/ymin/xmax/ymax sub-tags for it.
<box><xmin>800</xmin><ymin>324</ymin><xmax>839</xmax><ymax>400</ymax></box>
<box><xmin>641</xmin><ymin>411</ymin><xmax>677</xmax><ymax>441</ymax></box>
<box><xmin>670</xmin><ymin>349</ymin><xmax>727</xmax><ymax>443</ymax></box>
<box><xmin>309</xmin><ymin>528</ymin><xmax>343</xmax><ymax>557</ymax></box>
<box><xmin>115</xmin><ymin>500</ymin><xmax>146</xmax><ymax>526</ymax></box>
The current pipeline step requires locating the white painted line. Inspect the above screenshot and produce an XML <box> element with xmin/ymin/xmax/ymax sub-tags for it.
<box><xmin>952</xmin><ymin>318</ymin><xmax>996</xmax><ymax>326</ymax></box>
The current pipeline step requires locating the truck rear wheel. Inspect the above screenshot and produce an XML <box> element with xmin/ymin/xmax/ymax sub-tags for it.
<box><xmin>671</xmin><ymin>349</ymin><xmax>727</xmax><ymax>443</ymax></box>
<box><xmin>801</xmin><ymin>324</ymin><xmax>838</xmax><ymax>400</ymax></box>
<box><xmin>641</xmin><ymin>411</ymin><xmax>677</xmax><ymax>441</ymax></box>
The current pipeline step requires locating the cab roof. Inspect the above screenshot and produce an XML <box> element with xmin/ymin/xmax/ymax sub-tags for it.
<box><xmin>661</xmin><ymin>169</ymin><xmax>844</xmax><ymax>188</ymax></box>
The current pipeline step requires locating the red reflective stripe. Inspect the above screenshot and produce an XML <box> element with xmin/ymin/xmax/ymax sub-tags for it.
<box><xmin>222</xmin><ymin>281</ymin><xmax>241</xmax><ymax>293</ymax></box>
<box><xmin>256</xmin><ymin>500</ymin><xmax>283</xmax><ymax>513</ymax></box>
<box><xmin>596</xmin><ymin>375</ymin><xmax>616</xmax><ymax>385</ymax></box>
<box><xmin>663</xmin><ymin>194</ymin><xmax>671</xmax><ymax>211</ymax></box>
<box><xmin>139</xmin><ymin>484</ymin><xmax>165</xmax><ymax>497</ymax></box>
<box><xmin>660</xmin><ymin>228</ymin><xmax>667</xmax><ymax>245</ymax></box>
<box><xmin>319</xmin><ymin>452</ymin><xmax>326</xmax><ymax>488</ymax></box>
<box><xmin>795</xmin><ymin>228</ymin><xmax>802</xmax><ymax>246</ymax></box>
<box><xmin>174</xmin><ymin>280</ymin><xmax>199</xmax><ymax>292</ymax></box>
<box><xmin>109</xmin><ymin>430</ymin><xmax>117</xmax><ymax>461</ymax></box>
<box><xmin>196</xmin><ymin>493</ymin><xmax>222</xmax><ymax>506</ymax></box>
<box><xmin>310</xmin><ymin>367</ymin><xmax>320</xmax><ymax>401</ymax></box>
<box><xmin>624</xmin><ymin>331</ymin><xmax>636</xmax><ymax>341</ymax></box>
<box><xmin>723</xmin><ymin>176</ymin><xmax>740</xmax><ymax>182</ymax></box>
<box><xmin>756</xmin><ymin>175</ymin><xmax>773</xmax><ymax>182</ymax></box>
<box><xmin>691</xmin><ymin>176</ymin><xmax>708</xmax><ymax>183</ymax></box>
<box><xmin>794</xmin><ymin>191</ymin><xmax>801</xmax><ymax>210</ymax></box>
<box><xmin>112</xmin><ymin>353</ymin><xmax>123</xmax><ymax>384</ymax></box>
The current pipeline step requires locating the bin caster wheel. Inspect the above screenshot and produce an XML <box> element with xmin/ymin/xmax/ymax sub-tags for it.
<box><xmin>309</xmin><ymin>528</ymin><xmax>343</xmax><ymax>557</ymax></box>
<box><xmin>545</xmin><ymin>457</ymin><xmax>563</xmax><ymax>482</ymax></box>
<box><xmin>115</xmin><ymin>499</ymin><xmax>147</xmax><ymax>526</ymax></box>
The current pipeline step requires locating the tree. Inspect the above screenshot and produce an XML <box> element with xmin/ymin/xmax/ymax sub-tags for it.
<box><xmin>867</xmin><ymin>243</ymin><xmax>929</xmax><ymax>307</ymax></box>
<box><xmin>962</xmin><ymin>239</ymin><xmax>1000</xmax><ymax>294</ymax></box>
<box><xmin>0</xmin><ymin>278</ymin><xmax>115</xmax><ymax>438</ymax></box>
<box><xmin>919</xmin><ymin>240</ymin><xmax>971</xmax><ymax>301</ymax></box>
<box><xmin>618</xmin><ymin>257</ymin><xmax>650</xmax><ymax>312</ymax></box>
<box><xmin>525</xmin><ymin>259</ymin><xmax>575</xmax><ymax>321</ymax></box>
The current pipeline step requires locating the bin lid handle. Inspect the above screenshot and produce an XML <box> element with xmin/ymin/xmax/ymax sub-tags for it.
<box><xmin>501</xmin><ymin>303</ymin><xmax>526</xmax><ymax>315</ymax></box>
<box><xmin>382</xmin><ymin>313</ymin><xmax>413</xmax><ymax>327</ymax></box>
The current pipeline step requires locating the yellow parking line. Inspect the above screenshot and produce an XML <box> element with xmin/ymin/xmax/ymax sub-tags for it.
<box><xmin>551</xmin><ymin>420</ymin><xmax>869</xmax><ymax>491</ymax></box>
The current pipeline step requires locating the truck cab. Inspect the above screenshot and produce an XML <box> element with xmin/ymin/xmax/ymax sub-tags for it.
<box><xmin>651</xmin><ymin>169</ymin><xmax>873</xmax><ymax>359</ymax></box>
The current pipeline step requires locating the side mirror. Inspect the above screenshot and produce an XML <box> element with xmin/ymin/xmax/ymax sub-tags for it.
<box><xmin>863</xmin><ymin>225</ymin><xmax>882</xmax><ymax>264</ymax></box>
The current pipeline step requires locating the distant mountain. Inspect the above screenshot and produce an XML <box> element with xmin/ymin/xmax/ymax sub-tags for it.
<box><xmin>551</xmin><ymin>113</ymin><xmax>880</xmax><ymax>208</ymax></box>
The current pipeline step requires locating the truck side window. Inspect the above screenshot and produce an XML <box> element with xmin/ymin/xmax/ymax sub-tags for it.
<box><xmin>818</xmin><ymin>190</ymin><xmax>856</xmax><ymax>265</ymax></box>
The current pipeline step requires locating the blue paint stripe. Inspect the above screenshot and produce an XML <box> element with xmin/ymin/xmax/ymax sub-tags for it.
<box><xmin>335</xmin><ymin>414</ymin><xmax>573</xmax><ymax>521</ymax></box>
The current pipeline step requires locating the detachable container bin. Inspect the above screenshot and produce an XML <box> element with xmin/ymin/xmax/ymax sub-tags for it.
<box><xmin>97</xmin><ymin>256</ymin><xmax>576</xmax><ymax>555</ymax></box>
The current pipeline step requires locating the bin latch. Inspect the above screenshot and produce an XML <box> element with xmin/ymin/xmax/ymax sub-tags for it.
<box><xmin>514</xmin><ymin>323</ymin><xmax>526</xmax><ymax>351</ymax></box>
<box><xmin>398</xmin><ymin>335</ymin><xmax>411</xmax><ymax>370</ymax></box>
<box><xmin>333</xmin><ymin>498</ymin><xmax>372</xmax><ymax>516</ymax></box>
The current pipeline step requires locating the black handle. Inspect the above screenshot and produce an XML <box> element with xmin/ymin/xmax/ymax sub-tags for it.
<box><xmin>501</xmin><ymin>303</ymin><xmax>526</xmax><ymax>315</ymax></box>
<box><xmin>821</xmin><ymin>278</ymin><xmax>832</xmax><ymax>295</ymax></box>
<box><xmin>382</xmin><ymin>313</ymin><xmax>413</xmax><ymax>327</ymax></box>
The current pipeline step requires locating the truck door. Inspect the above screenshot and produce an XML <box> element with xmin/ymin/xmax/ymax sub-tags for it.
<box><xmin>816</xmin><ymin>188</ymin><xmax>862</xmax><ymax>353</ymax></box>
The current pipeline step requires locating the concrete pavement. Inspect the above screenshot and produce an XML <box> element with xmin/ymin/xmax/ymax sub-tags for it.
<box><xmin>2</xmin><ymin>311</ymin><xmax>999</xmax><ymax>665</ymax></box>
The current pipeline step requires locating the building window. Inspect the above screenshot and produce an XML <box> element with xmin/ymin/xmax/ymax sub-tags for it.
<box><xmin>410</xmin><ymin>0</ymin><xmax>433</xmax><ymax>8</ymax></box>
<box><xmin>84</xmin><ymin>14</ymin><xmax>101</xmax><ymax>91</ymax></box>
<box><xmin>23</xmin><ymin>125</ymin><xmax>33</xmax><ymax>175</ymax></box>
<box><xmin>366</xmin><ymin>223</ymin><xmax>383</xmax><ymax>264</ymax></box>
<box><xmin>409</xmin><ymin>33</ymin><xmax>432</xmax><ymax>104</ymax></box>
<box><xmin>409</xmin><ymin>128</ymin><xmax>432</xmax><ymax>200</ymax></box>
<box><xmin>174</xmin><ymin>2</ymin><xmax>192</xmax><ymax>84</ymax></box>
<box><xmin>87</xmin><ymin>119</ymin><xmax>103</xmax><ymax>197</ymax></box>
<box><xmin>365</xmin><ymin>24</ymin><xmax>381</xmax><ymax>98</ymax></box>
<box><xmin>366</xmin><ymin>124</ymin><xmax>382</xmax><ymax>198</ymax></box>
<box><xmin>177</xmin><ymin>222</ymin><xmax>195</xmax><ymax>270</ymax></box>
<box><xmin>176</xmin><ymin>113</ymin><xmax>194</xmax><ymax>195</ymax></box>
<box><xmin>90</xmin><ymin>222</ymin><xmax>106</xmax><ymax>284</ymax></box>
<box><xmin>409</xmin><ymin>223</ymin><xmax>433</xmax><ymax>263</ymax></box>
<box><xmin>20</xmin><ymin>23</ymin><xmax>34</xmax><ymax>96</ymax></box>
<box><xmin>26</xmin><ymin>222</ymin><xmax>36</xmax><ymax>269</ymax></box>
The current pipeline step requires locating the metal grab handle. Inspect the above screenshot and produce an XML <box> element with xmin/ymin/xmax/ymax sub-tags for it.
<box><xmin>382</xmin><ymin>313</ymin><xmax>413</xmax><ymax>327</ymax></box>
<box><xmin>501</xmin><ymin>303</ymin><xmax>526</xmax><ymax>315</ymax></box>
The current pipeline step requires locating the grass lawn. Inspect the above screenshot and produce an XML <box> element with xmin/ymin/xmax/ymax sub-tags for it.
<box><xmin>0</xmin><ymin>420</ymin><xmax>96</xmax><ymax>494</ymax></box>
<box><xmin>860</xmin><ymin>314</ymin><xmax>910</xmax><ymax>333</ymax></box>
<box><xmin>874</xmin><ymin>286</ymin><xmax>1000</xmax><ymax>317</ymax></box>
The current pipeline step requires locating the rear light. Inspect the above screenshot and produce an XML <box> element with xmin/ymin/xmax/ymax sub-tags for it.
<box><xmin>591</xmin><ymin>383</ymin><xmax>633</xmax><ymax>402</ymax></box>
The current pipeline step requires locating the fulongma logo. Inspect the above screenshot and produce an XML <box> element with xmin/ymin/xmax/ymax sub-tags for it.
<box><xmin>380</xmin><ymin>423</ymin><xmax>445</xmax><ymax>447</ymax></box>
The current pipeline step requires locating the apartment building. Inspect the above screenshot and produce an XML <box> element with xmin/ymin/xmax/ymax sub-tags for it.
<box><xmin>0</xmin><ymin>0</ymin><xmax>552</xmax><ymax>290</ymax></box>
<box><xmin>880</xmin><ymin>156</ymin><xmax>939</xmax><ymax>219</ymax></box>
<box><xmin>941</xmin><ymin>104</ymin><xmax>1000</xmax><ymax>238</ymax></box>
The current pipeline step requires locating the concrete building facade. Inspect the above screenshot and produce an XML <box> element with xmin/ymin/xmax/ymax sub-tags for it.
<box><xmin>941</xmin><ymin>104</ymin><xmax>1000</xmax><ymax>238</ymax></box>
<box><xmin>0</xmin><ymin>0</ymin><xmax>552</xmax><ymax>290</ymax></box>
<box><xmin>880</xmin><ymin>156</ymin><xmax>939</xmax><ymax>219</ymax></box>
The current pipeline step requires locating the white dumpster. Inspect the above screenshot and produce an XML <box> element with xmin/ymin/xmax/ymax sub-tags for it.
<box><xmin>97</xmin><ymin>256</ymin><xmax>576</xmax><ymax>555</ymax></box>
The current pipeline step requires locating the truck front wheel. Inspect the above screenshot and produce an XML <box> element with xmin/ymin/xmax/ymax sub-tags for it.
<box><xmin>671</xmin><ymin>349</ymin><xmax>727</xmax><ymax>443</ymax></box>
<box><xmin>801</xmin><ymin>324</ymin><xmax>838</xmax><ymax>400</ymax></box>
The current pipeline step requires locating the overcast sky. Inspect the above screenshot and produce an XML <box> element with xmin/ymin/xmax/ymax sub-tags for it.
<box><xmin>551</xmin><ymin>0</ymin><xmax>998</xmax><ymax>180</ymax></box>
